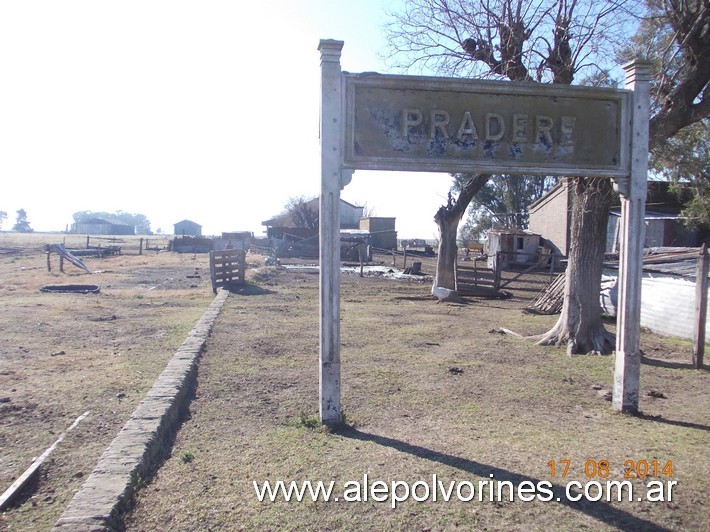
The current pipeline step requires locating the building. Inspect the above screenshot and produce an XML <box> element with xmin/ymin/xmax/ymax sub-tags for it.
<box><xmin>528</xmin><ymin>180</ymin><xmax>707</xmax><ymax>257</ymax></box>
<box><xmin>607</xmin><ymin>210</ymin><xmax>698</xmax><ymax>251</ymax></box>
<box><xmin>261</xmin><ymin>198</ymin><xmax>366</xmax><ymax>257</ymax></box>
<box><xmin>213</xmin><ymin>231</ymin><xmax>254</xmax><ymax>251</ymax></box>
<box><xmin>528</xmin><ymin>180</ymin><xmax>573</xmax><ymax>256</ymax></box>
<box><xmin>486</xmin><ymin>229</ymin><xmax>541</xmax><ymax>269</ymax></box>
<box><xmin>173</xmin><ymin>220</ymin><xmax>202</xmax><ymax>237</ymax></box>
<box><xmin>71</xmin><ymin>217</ymin><xmax>135</xmax><ymax>235</ymax></box>
<box><xmin>359</xmin><ymin>217</ymin><xmax>397</xmax><ymax>250</ymax></box>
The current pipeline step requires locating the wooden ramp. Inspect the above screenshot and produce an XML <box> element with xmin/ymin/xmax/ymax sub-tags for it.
<box><xmin>46</xmin><ymin>244</ymin><xmax>91</xmax><ymax>273</ymax></box>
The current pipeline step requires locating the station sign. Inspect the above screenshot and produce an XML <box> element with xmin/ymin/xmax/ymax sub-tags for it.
<box><xmin>343</xmin><ymin>73</ymin><xmax>630</xmax><ymax>177</ymax></box>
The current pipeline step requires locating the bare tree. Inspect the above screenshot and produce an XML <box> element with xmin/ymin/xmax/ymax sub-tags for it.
<box><xmin>384</xmin><ymin>0</ymin><xmax>636</xmax><ymax>350</ymax></box>
<box><xmin>628</xmin><ymin>0</ymin><xmax>710</xmax><ymax>148</ymax></box>
<box><xmin>386</xmin><ymin>0</ymin><xmax>709</xmax><ymax>352</ymax></box>
<box><xmin>281</xmin><ymin>196</ymin><xmax>320</xmax><ymax>230</ymax></box>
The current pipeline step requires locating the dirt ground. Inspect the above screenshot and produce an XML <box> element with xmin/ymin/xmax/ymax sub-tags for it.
<box><xmin>0</xmin><ymin>235</ymin><xmax>708</xmax><ymax>531</ymax></box>
<box><xmin>124</xmin><ymin>262</ymin><xmax>707</xmax><ymax>530</ymax></box>
<box><xmin>0</xmin><ymin>235</ymin><xmax>216</xmax><ymax>531</ymax></box>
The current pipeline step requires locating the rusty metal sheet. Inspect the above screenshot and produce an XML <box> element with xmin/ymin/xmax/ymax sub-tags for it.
<box><xmin>343</xmin><ymin>73</ymin><xmax>630</xmax><ymax>177</ymax></box>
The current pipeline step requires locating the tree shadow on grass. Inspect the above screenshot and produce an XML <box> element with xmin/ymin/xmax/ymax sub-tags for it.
<box><xmin>641</xmin><ymin>353</ymin><xmax>704</xmax><ymax>371</ymax></box>
<box><xmin>338</xmin><ymin>428</ymin><xmax>669</xmax><ymax>532</ymax></box>
<box><xmin>225</xmin><ymin>283</ymin><xmax>275</xmax><ymax>296</ymax></box>
<box><xmin>632</xmin><ymin>412</ymin><xmax>709</xmax><ymax>432</ymax></box>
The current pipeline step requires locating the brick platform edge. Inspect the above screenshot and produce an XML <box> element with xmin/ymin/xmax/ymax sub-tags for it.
<box><xmin>53</xmin><ymin>288</ymin><xmax>230</xmax><ymax>531</ymax></box>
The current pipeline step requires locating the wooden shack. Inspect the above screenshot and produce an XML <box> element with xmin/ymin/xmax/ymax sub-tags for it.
<box><xmin>486</xmin><ymin>229</ymin><xmax>541</xmax><ymax>269</ymax></box>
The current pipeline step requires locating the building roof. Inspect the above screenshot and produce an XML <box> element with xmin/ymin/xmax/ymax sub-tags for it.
<box><xmin>84</xmin><ymin>217</ymin><xmax>132</xmax><ymax>226</ymax></box>
<box><xmin>607</xmin><ymin>247</ymin><xmax>708</xmax><ymax>279</ymax></box>
<box><xmin>609</xmin><ymin>209</ymin><xmax>684</xmax><ymax>220</ymax></box>
<box><xmin>488</xmin><ymin>228</ymin><xmax>540</xmax><ymax>236</ymax></box>
<box><xmin>528</xmin><ymin>180</ymin><xmax>567</xmax><ymax>211</ymax></box>
<box><xmin>174</xmin><ymin>219</ymin><xmax>201</xmax><ymax>227</ymax></box>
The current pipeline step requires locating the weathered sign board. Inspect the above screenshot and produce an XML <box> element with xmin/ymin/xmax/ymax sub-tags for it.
<box><xmin>318</xmin><ymin>39</ymin><xmax>650</xmax><ymax>424</ymax></box>
<box><xmin>343</xmin><ymin>74</ymin><xmax>630</xmax><ymax>177</ymax></box>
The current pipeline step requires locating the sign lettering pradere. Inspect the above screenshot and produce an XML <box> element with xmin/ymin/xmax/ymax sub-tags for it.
<box><xmin>343</xmin><ymin>74</ymin><xmax>630</xmax><ymax>177</ymax></box>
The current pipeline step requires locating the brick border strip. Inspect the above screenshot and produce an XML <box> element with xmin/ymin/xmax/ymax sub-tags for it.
<box><xmin>53</xmin><ymin>289</ymin><xmax>230</xmax><ymax>531</ymax></box>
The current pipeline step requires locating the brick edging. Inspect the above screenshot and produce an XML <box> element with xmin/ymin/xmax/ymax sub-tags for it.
<box><xmin>53</xmin><ymin>289</ymin><xmax>230</xmax><ymax>531</ymax></box>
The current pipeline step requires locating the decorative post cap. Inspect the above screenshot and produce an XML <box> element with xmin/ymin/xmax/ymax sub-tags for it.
<box><xmin>622</xmin><ymin>59</ymin><xmax>653</xmax><ymax>85</ymax></box>
<box><xmin>318</xmin><ymin>39</ymin><xmax>344</xmax><ymax>64</ymax></box>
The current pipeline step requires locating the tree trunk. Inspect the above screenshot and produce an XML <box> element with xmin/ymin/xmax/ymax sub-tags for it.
<box><xmin>432</xmin><ymin>175</ymin><xmax>490</xmax><ymax>300</ymax></box>
<box><xmin>434</xmin><ymin>213</ymin><xmax>460</xmax><ymax>290</ymax></box>
<box><xmin>537</xmin><ymin>177</ymin><xmax>616</xmax><ymax>354</ymax></box>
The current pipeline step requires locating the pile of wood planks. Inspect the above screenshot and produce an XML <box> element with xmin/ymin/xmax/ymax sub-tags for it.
<box><xmin>526</xmin><ymin>273</ymin><xmax>565</xmax><ymax>314</ymax></box>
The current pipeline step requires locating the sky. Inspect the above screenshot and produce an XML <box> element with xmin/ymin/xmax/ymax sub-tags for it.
<box><xmin>0</xmin><ymin>1</ymin><xmax>454</xmax><ymax>240</ymax></box>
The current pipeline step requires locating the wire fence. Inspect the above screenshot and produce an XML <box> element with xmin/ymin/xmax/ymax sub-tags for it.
<box><xmin>0</xmin><ymin>233</ymin><xmax>173</xmax><ymax>256</ymax></box>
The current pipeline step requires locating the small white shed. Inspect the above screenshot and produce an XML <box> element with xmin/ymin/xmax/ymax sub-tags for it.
<box><xmin>486</xmin><ymin>229</ymin><xmax>541</xmax><ymax>269</ymax></box>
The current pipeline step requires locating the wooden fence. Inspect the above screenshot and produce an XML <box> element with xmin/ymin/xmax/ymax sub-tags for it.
<box><xmin>209</xmin><ymin>249</ymin><xmax>246</xmax><ymax>293</ymax></box>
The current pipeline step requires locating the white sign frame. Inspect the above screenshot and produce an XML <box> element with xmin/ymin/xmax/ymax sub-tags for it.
<box><xmin>317</xmin><ymin>39</ymin><xmax>650</xmax><ymax>424</ymax></box>
<box><xmin>343</xmin><ymin>73</ymin><xmax>631</xmax><ymax>177</ymax></box>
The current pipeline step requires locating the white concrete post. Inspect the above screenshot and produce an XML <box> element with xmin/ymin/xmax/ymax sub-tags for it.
<box><xmin>612</xmin><ymin>60</ymin><xmax>652</xmax><ymax>413</ymax></box>
<box><xmin>318</xmin><ymin>39</ymin><xmax>344</xmax><ymax>424</ymax></box>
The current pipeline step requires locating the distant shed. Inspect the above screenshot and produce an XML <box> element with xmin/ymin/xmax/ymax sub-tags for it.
<box><xmin>213</xmin><ymin>231</ymin><xmax>254</xmax><ymax>251</ymax></box>
<box><xmin>174</xmin><ymin>220</ymin><xmax>202</xmax><ymax>237</ymax></box>
<box><xmin>359</xmin><ymin>217</ymin><xmax>397</xmax><ymax>250</ymax></box>
<box><xmin>72</xmin><ymin>217</ymin><xmax>135</xmax><ymax>235</ymax></box>
<box><xmin>486</xmin><ymin>229</ymin><xmax>541</xmax><ymax>269</ymax></box>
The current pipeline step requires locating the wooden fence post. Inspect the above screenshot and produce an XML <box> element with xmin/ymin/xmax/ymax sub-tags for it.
<box><xmin>358</xmin><ymin>243</ymin><xmax>364</xmax><ymax>277</ymax></box>
<box><xmin>494</xmin><ymin>251</ymin><xmax>502</xmax><ymax>290</ymax></box>
<box><xmin>694</xmin><ymin>243</ymin><xmax>708</xmax><ymax>368</ymax></box>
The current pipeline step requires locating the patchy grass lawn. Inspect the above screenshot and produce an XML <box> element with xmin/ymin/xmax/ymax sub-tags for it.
<box><xmin>0</xmin><ymin>234</ymin><xmax>214</xmax><ymax>531</ymax></box>
<box><xmin>124</xmin><ymin>265</ymin><xmax>709</xmax><ymax>531</ymax></box>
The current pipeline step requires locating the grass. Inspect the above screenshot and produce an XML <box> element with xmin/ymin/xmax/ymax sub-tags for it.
<box><xmin>0</xmin><ymin>233</ymin><xmax>215</xmax><ymax>530</ymax></box>
<box><xmin>123</xmin><ymin>264</ymin><xmax>709</xmax><ymax>531</ymax></box>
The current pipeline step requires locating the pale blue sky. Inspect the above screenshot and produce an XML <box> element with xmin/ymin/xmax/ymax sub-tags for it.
<box><xmin>0</xmin><ymin>1</ymin><xmax>452</xmax><ymax>238</ymax></box>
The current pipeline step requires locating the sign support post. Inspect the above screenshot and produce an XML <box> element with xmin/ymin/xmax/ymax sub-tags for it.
<box><xmin>612</xmin><ymin>60</ymin><xmax>652</xmax><ymax>413</ymax></box>
<box><xmin>318</xmin><ymin>39</ymin><xmax>344</xmax><ymax>424</ymax></box>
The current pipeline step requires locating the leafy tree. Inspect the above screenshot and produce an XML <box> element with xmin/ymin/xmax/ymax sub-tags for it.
<box><xmin>0</xmin><ymin>210</ymin><xmax>7</xmax><ymax>230</ymax></box>
<box><xmin>618</xmin><ymin>0</ymin><xmax>710</xmax><ymax>148</ymax></box>
<box><xmin>13</xmin><ymin>209</ymin><xmax>33</xmax><ymax>233</ymax></box>
<box><xmin>650</xmin><ymin>120</ymin><xmax>709</xmax><ymax>229</ymax></box>
<box><xmin>620</xmin><ymin>0</ymin><xmax>710</xmax><ymax>231</ymax></box>
<box><xmin>458</xmin><ymin>174</ymin><xmax>557</xmax><ymax>242</ymax></box>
